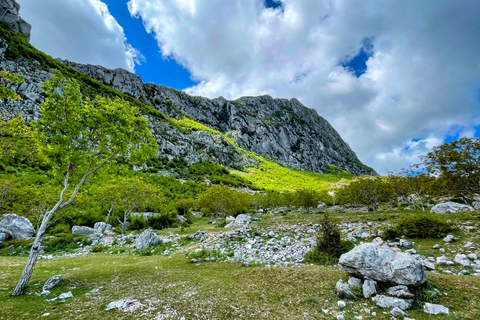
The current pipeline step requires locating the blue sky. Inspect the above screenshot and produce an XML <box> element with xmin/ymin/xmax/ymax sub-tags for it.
<box><xmin>102</xmin><ymin>0</ymin><xmax>196</xmax><ymax>89</ymax></box>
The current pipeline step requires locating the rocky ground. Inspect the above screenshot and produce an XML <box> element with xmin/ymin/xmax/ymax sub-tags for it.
<box><xmin>0</xmin><ymin>208</ymin><xmax>479</xmax><ymax>319</ymax></box>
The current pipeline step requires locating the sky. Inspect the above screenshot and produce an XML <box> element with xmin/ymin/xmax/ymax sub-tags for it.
<box><xmin>17</xmin><ymin>0</ymin><xmax>480</xmax><ymax>175</ymax></box>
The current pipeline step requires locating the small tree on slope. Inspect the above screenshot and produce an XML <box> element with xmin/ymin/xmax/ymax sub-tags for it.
<box><xmin>12</xmin><ymin>72</ymin><xmax>157</xmax><ymax>296</ymax></box>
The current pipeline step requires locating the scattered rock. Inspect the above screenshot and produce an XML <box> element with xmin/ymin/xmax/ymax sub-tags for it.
<box><xmin>390</xmin><ymin>306</ymin><xmax>407</xmax><ymax>318</ymax></box>
<box><xmin>443</xmin><ymin>234</ymin><xmax>456</xmax><ymax>243</ymax></box>
<box><xmin>422</xmin><ymin>260</ymin><xmax>436</xmax><ymax>271</ymax></box>
<box><xmin>72</xmin><ymin>226</ymin><xmax>96</xmax><ymax>236</ymax></box>
<box><xmin>464</xmin><ymin>242</ymin><xmax>476</xmax><ymax>249</ymax></box>
<box><xmin>436</xmin><ymin>255</ymin><xmax>454</xmax><ymax>266</ymax></box>
<box><xmin>338</xmin><ymin>243</ymin><xmax>427</xmax><ymax>286</ymax></box>
<box><xmin>399</xmin><ymin>239</ymin><xmax>411</xmax><ymax>248</ymax></box>
<box><xmin>347</xmin><ymin>277</ymin><xmax>362</xmax><ymax>288</ymax></box>
<box><xmin>362</xmin><ymin>279</ymin><xmax>377</xmax><ymax>298</ymax></box>
<box><xmin>41</xmin><ymin>313</ymin><xmax>50</xmax><ymax>317</ymax></box>
<box><xmin>58</xmin><ymin>291</ymin><xmax>73</xmax><ymax>299</ymax></box>
<box><xmin>431</xmin><ymin>202</ymin><xmax>474</xmax><ymax>213</ymax></box>
<box><xmin>337</xmin><ymin>300</ymin><xmax>346</xmax><ymax>309</ymax></box>
<box><xmin>105</xmin><ymin>299</ymin><xmax>140</xmax><ymax>311</ymax></box>
<box><xmin>387</xmin><ymin>285</ymin><xmax>414</xmax><ymax>299</ymax></box>
<box><xmin>467</xmin><ymin>253</ymin><xmax>477</xmax><ymax>260</ymax></box>
<box><xmin>0</xmin><ymin>214</ymin><xmax>35</xmax><ymax>239</ymax></box>
<box><xmin>42</xmin><ymin>275</ymin><xmax>62</xmax><ymax>292</ymax></box>
<box><xmin>135</xmin><ymin>229</ymin><xmax>159</xmax><ymax>251</ymax></box>
<box><xmin>372</xmin><ymin>295</ymin><xmax>412</xmax><ymax>310</ymax></box>
<box><xmin>335</xmin><ymin>279</ymin><xmax>354</xmax><ymax>299</ymax></box>
<box><xmin>175</xmin><ymin>215</ymin><xmax>187</xmax><ymax>223</ymax></box>
<box><xmin>423</xmin><ymin>303</ymin><xmax>449</xmax><ymax>315</ymax></box>
<box><xmin>433</xmin><ymin>244</ymin><xmax>441</xmax><ymax>249</ymax></box>
<box><xmin>94</xmin><ymin>222</ymin><xmax>112</xmax><ymax>232</ymax></box>
<box><xmin>225</xmin><ymin>214</ymin><xmax>251</xmax><ymax>228</ymax></box>
<box><xmin>454</xmin><ymin>254</ymin><xmax>471</xmax><ymax>267</ymax></box>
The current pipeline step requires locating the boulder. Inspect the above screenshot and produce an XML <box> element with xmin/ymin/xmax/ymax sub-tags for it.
<box><xmin>387</xmin><ymin>285</ymin><xmax>414</xmax><ymax>298</ymax></box>
<box><xmin>431</xmin><ymin>202</ymin><xmax>473</xmax><ymax>213</ymax></box>
<box><xmin>42</xmin><ymin>275</ymin><xmax>62</xmax><ymax>292</ymax></box>
<box><xmin>106</xmin><ymin>299</ymin><xmax>140</xmax><ymax>311</ymax></box>
<box><xmin>58</xmin><ymin>291</ymin><xmax>73</xmax><ymax>299</ymax></box>
<box><xmin>423</xmin><ymin>303</ymin><xmax>449</xmax><ymax>315</ymax></box>
<box><xmin>72</xmin><ymin>226</ymin><xmax>96</xmax><ymax>235</ymax></box>
<box><xmin>335</xmin><ymin>279</ymin><xmax>355</xmax><ymax>299</ymax></box>
<box><xmin>0</xmin><ymin>232</ymin><xmax>6</xmax><ymax>244</ymax></box>
<box><xmin>443</xmin><ymin>234</ymin><xmax>456</xmax><ymax>243</ymax></box>
<box><xmin>454</xmin><ymin>254</ymin><xmax>471</xmax><ymax>267</ymax></box>
<box><xmin>372</xmin><ymin>295</ymin><xmax>412</xmax><ymax>310</ymax></box>
<box><xmin>362</xmin><ymin>279</ymin><xmax>377</xmax><ymax>298</ymax></box>
<box><xmin>0</xmin><ymin>214</ymin><xmax>35</xmax><ymax>239</ymax></box>
<box><xmin>347</xmin><ymin>277</ymin><xmax>362</xmax><ymax>288</ymax></box>
<box><xmin>390</xmin><ymin>307</ymin><xmax>407</xmax><ymax>318</ymax></box>
<box><xmin>436</xmin><ymin>255</ymin><xmax>454</xmax><ymax>266</ymax></box>
<box><xmin>225</xmin><ymin>214</ymin><xmax>251</xmax><ymax>228</ymax></box>
<box><xmin>175</xmin><ymin>215</ymin><xmax>187</xmax><ymax>223</ymax></box>
<box><xmin>338</xmin><ymin>243</ymin><xmax>427</xmax><ymax>286</ymax></box>
<box><xmin>94</xmin><ymin>222</ymin><xmax>112</xmax><ymax>231</ymax></box>
<box><xmin>135</xmin><ymin>229</ymin><xmax>159</xmax><ymax>251</ymax></box>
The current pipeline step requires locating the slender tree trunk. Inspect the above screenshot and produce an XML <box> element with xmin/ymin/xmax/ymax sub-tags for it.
<box><xmin>101</xmin><ymin>203</ymin><xmax>114</xmax><ymax>234</ymax></box>
<box><xmin>216</xmin><ymin>211</ymin><xmax>219</xmax><ymax>228</ymax></box>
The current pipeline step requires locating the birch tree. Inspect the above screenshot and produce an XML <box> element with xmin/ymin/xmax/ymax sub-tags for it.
<box><xmin>12</xmin><ymin>72</ymin><xmax>157</xmax><ymax>296</ymax></box>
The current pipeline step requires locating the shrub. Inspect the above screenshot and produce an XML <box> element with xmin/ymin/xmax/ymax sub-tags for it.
<box><xmin>148</xmin><ymin>214</ymin><xmax>175</xmax><ymax>230</ymax></box>
<box><xmin>48</xmin><ymin>223</ymin><xmax>70</xmax><ymax>235</ymax></box>
<box><xmin>385</xmin><ymin>214</ymin><xmax>453</xmax><ymax>239</ymax></box>
<box><xmin>129</xmin><ymin>216</ymin><xmax>147</xmax><ymax>231</ymax></box>
<box><xmin>304</xmin><ymin>214</ymin><xmax>354</xmax><ymax>265</ymax></box>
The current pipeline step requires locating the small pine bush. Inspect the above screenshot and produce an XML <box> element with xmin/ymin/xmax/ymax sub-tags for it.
<box><xmin>305</xmin><ymin>214</ymin><xmax>354</xmax><ymax>265</ymax></box>
<box><xmin>129</xmin><ymin>216</ymin><xmax>147</xmax><ymax>231</ymax></box>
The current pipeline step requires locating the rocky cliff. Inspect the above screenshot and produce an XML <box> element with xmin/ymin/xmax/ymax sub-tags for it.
<box><xmin>0</xmin><ymin>0</ymin><xmax>30</xmax><ymax>41</ymax></box>
<box><xmin>0</xmin><ymin>0</ymin><xmax>376</xmax><ymax>175</ymax></box>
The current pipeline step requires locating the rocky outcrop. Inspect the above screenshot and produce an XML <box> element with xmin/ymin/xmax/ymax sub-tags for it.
<box><xmin>338</xmin><ymin>242</ymin><xmax>427</xmax><ymax>286</ymax></box>
<box><xmin>135</xmin><ymin>229</ymin><xmax>159</xmax><ymax>251</ymax></box>
<box><xmin>0</xmin><ymin>213</ymin><xmax>35</xmax><ymax>239</ymax></box>
<box><xmin>59</xmin><ymin>60</ymin><xmax>375</xmax><ymax>175</ymax></box>
<box><xmin>72</xmin><ymin>226</ymin><xmax>96</xmax><ymax>236</ymax></box>
<box><xmin>0</xmin><ymin>0</ymin><xmax>31</xmax><ymax>41</ymax></box>
<box><xmin>431</xmin><ymin>202</ymin><xmax>474</xmax><ymax>213</ymax></box>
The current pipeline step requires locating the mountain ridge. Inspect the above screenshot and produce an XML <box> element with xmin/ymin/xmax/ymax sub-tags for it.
<box><xmin>0</xmin><ymin>0</ymin><xmax>376</xmax><ymax>176</ymax></box>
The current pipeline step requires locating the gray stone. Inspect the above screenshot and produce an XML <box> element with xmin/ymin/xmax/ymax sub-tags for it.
<box><xmin>338</xmin><ymin>243</ymin><xmax>427</xmax><ymax>286</ymax></box>
<box><xmin>399</xmin><ymin>239</ymin><xmax>411</xmax><ymax>248</ymax></box>
<box><xmin>0</xmin><ymin>0</ymin><xmax>31</xmax><ymax>41</ymax></box>
<box><xmin>467</xmin><ymin>253</ymin><xmax>477</xmax><ymax>260</ymax></box>
<box><xmin>362</xmin><ymin>279</ymin><xmax>377</xmax><ymax>298</ymax></box>
<box><xmin>105</xmin><ymin>299</ymin><xmax>140</xmax><ymax>311</ymax></box>
<box><xmin>58</xmin><ymin>291</ymin><xmax>73</xmax><ymax>299</ymax></box>
<box><xmin>454</xmin><ymin>254</ymin><xmax>471</xmax><ymax>267</ymax></box>
<box><xmin>335</xmin><ymin>279</ymin><xmax>354</xmax><ymax>299</ymax></box>
<box><xmin>372</xmin><ymin>295</ymin><xmax>412</xmax><ymax>310</ymax></box>
<box><xmin>0</xmin><ymin>214</ymin><xmax>35</xmax><ymax>239</ymax></box>
<box><xmin>347</xmin><ymin>277</ymin><xmax>362</xmax><ymax>288</ymax></box>
<box><xmin>42</xmin><ymin>275</ymin><xmax>62</xmax><ymax>292</ymax></box>
<box><xmin>436</xmin><ymin>255</ymin><xmax>454</xmax><ymax>266</ymax></box>
<box><xmin>422</xmin><ymin>260</ymin><xmax>436</xmax><ymax>271</ymax></box>
<box><xmin>337</xmin><ymin>300</ymin><xmax>346</xmax><ymax>308</ymax></box>
<box><xmin>390</xmin><ymin>307</ymin><xmax>407</xmax><ymax>318</ymax></box>
<box><xmin>135</xmin><ymin>229</ymin><xmax>159</xmax><ymax>251</ymax></box>
<box><xmin>94</xmin><ymin>222</ymin><xmax>112</xmax><ymax>231</ymax></box>
<box><xmin>423</xmin><ymin>303</ymin><xmax>449</xmax><ymax>315</ymax></box>
<box><xmin>443</xmin><ymin>234</ymin><xmax>456</xmax><ymax>243</ymax></box>
<box><xmin>225</xmin><ymin>214</ymin><xmax>251</xmax><ymax>228</ymax></box>
<box><xmin>387</xmin><ymin>285</ymin><xmax>414</xmax><ymax>299</ymax></box>
<box><xmin>0</xmin><ymin>232</ymin><xmax>6</xmax><ymax>244</ymax></box>
<box><xmin>72</xmin><ymin>226</ymin><xmax>96</xmax><ymax>235</ymax></box>
<box><xmin>431</xmin><ymin>202</ymin><xmax>474</xmax><ymax>213</ymax></box>
<box><xmin>464</xmin><ymin>242</ymin><xmax>476</xmax><ymax>248</ymax></box>
<box><xmin>175</xmin><ymin>215</ymin><xmax>187</xmax><ymax>223</ymax></box>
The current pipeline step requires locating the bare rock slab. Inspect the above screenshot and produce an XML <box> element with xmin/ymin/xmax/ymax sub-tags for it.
<box><xmin>372</xmin><ymin>295</ymin><xmax>412</xmax><ymax>310</ymax></box>
<box><xmin>423</xmin><ymin>303</ymin><xmax>449</xmax><ymax>315</ymax></box>
<box><xmin>106</xmin><ymin>299</ymin><xmax>140</xmax><ymax>311</ymax></box>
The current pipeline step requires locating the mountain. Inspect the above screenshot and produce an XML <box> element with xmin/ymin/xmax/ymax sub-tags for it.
<box><xmin>0</xmin><ymin>0</ymin><xmax>376</xmax><ymax>177</ymax></box>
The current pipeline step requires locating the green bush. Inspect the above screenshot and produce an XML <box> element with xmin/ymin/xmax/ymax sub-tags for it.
<box><xmin>129</xmin><ymin>216</ymin><xmax>147</xmax><ymax>231</ymax></box>
<box><xmin>48</xmin><ymin>223</ymin><xmax>71</xmax><ymax>235</ymax></box>
<box><xmin>304</xmin><ymin>214</ymin><xmax>354</xmax><ymax>265</ymax></box>
<box><xmin>43</xmin><ymin>234</ymin><xmax>89</xmax><ymax>253</ymax></box>
<box><xmin>385</xmin><ymin>214</ymin><xmax>453</xmax><ymax>239</ymax></box>
<box><xmin>148</xmin><ymin>214</ymin><xmax>175</xmax><ymax>230</ymax></box>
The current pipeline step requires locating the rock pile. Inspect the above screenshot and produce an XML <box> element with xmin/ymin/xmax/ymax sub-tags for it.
<box><xmin>431</xmin><ymin>202</ymin><xmax>473</xmax><ymax>213</ymax></box>
<box><xmin>0</xmin><ymin>213</ymin><xmax>35</xmax><ymax>240</ymax></box>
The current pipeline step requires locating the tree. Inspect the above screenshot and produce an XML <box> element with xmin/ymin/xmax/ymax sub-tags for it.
<box><xmin>196</xmin><ymin>185</ymin><xmax>235</xmax><ymax>227</ymax></box>
<box><xmin>337</xmin><ymin>177</ymin><xmax>393</xmax><ymax>213</ymax></box>
<box><xmin>294</xmin><ymin>189</ymin><xmax>320</xmax><ymax>213</ymax></box>
<box><xmin>101</xmin><ymin>177</ymin><xmax>161</xmax><ymax>235</ymax></box>
<box><xmin>12</xmin><ymin>73</ymin><xmax>157</xmax><ymax>296</ymax></box>
<box><xmin>388</xmin><ymin>167</ymin><xmax>435</xmax><ymax>212</ymax></box>
<box><xmin>422</xmin><ymin>137</ymin><xmax>480</xmax><ymax>204</ymax></box>
<box><xmin>0</xmin><ymin>69</ymin><xmax>23</xmax><ymax>101</ymax></box>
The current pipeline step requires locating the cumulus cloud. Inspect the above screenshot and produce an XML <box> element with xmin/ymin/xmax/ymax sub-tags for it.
<box><xmin>127</xmin><ymin>0</ymin><xmax>480</xmax><ymax>174</ymax></box>
<box><xmin>19</xmin><ymin>0</ymin><xmax>143</xmax><ymax>72</ymax></box>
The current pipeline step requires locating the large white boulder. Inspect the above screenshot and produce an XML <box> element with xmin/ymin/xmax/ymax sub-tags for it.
<box><xmin>338</xmin><ymin>243</ymin><xmax>427</xmax><ymax>286</ymax></box>
<box><xmin>135</xmin><ymin>229</ymin><xmax>159</xmax><ymax>251</ymax></box>
<box><xmin>72</xmin><ymin>226</ymin><xmax>96</xmax><ymax>235</ymax></box>
<box><xmin>0</xmin><ymin>214</ymin><xmax>35</xmax><ymax>239</ymax></box>
<box><xmin>430</xmin><ymin>202</ymin><xmax>473</xmax><ymax>213</ymax></box>
<box><xmin>225</xmin><ymin>214</ymin><xmax>251</xmax><ymax>228</ymax></box>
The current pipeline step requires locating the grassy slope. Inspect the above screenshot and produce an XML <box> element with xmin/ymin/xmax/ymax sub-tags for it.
<box><xmin>1</xmin><ymin>211</ymin><xmax>479</xmax><ymax>319</ymax></box>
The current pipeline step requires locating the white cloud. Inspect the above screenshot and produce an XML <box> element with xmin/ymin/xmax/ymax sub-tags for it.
<box><xmin>127</xmin><ymin>0</ymin><xmax>480</xmax><ymax>174</ymax></box>
<box><xmin>19</xmin><ymin>0</ymin><xmax>143</xmax><ymax>72</ymax></box>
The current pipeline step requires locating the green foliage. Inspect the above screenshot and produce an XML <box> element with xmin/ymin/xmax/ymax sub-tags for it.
<box><xmin>305</xmin><ymin>214</ymin><xmax>354</xmax><ymax>265</ymax></box>
<box><xmin>43</xmin><ymin>234</ymin><xmax>89</xmax><ymax>253</ymax></box>
<box><xmin>0</xmin><ymin>69</ymin><xmax>24</xmax><ymax>100</ymax></box>
<box><xmin>336</xmin><ymin>177</ymin><xmax>394</xmax><ymax>212</ymax></box>
<box><xmin>423</xmin><ymin>137</ymin><xmax>480</xmax><ymax>203</ymax></box>
<box><xmin>129</xmin><ymin>216</ymin><xmax>147</xmax><ymax>231</ymax></box>
<box><xmin>148</xmin><ymin>214</ymin><xmax>176</xmax><ymax>230</ymax></box>
<box><xmin>188</xmin><ymin>249</ymin><xmax>225</xmax><ymax>262</ymax></box>
<box><xmin>385</xmin><ymin>214</ymin><xmax>453</xmax><ymax>239</ymax></box>
<box><xmin>294</xmin><ymin>189</ymin><xmax>321</xmax><ymax>212</ymax></box>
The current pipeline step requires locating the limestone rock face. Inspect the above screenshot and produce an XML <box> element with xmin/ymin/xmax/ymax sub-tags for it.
<box><xmin>372</xmin><ymin>295</ymin><xmax>412</xmax><ymax>310</ymax></box>
<box><xmin>338</xmin><ymin>243</ymin><xmax>427</xmax><ymax>287</ymax></box>
<box><xmin>56</xmin><ymin>60</ymin><xmax>376</xmax><ymax>176</ymax></box>
<box><xmin>430</xmin><ymin>202</ymin><xmax>474</xmax><ymax>213</ymax></box>
<box><xmin>135</xmin><ymin>229</ymin><xmax>159</xmax><ymax>251</ymax></box>
<box><xmin>0</xmin><ymin>0</ymin><xmax>31</xmax><ymax>41</ymax></box>
<box><xmin>72</xmin><ymin>226</ymin><xmax>96</xmax><ymax>236</ymax></box>
<box><xmin>0</xmin><ymin>213</ymin><xmax>35</xmax><ymax>239</ymax></box>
